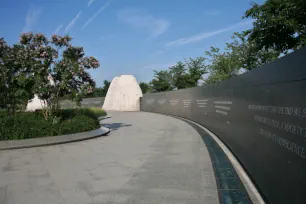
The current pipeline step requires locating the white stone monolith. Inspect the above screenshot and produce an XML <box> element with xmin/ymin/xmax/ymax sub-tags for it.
<box><xmin>102</xmin><ymin>75</ymin><xmax>143</xmax><ymax>111</ymax></box>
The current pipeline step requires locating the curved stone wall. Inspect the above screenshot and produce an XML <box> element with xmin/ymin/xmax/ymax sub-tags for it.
<box><xmin>140</xmin><ymin>48</ymin><xmax>306</xmax><ymax>204</ymax></box>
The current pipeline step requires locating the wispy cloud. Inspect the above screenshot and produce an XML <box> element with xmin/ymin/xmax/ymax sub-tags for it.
<box><xmin>83</xmin><ymin>0</ymin><xmax>113</xmax><ymax>29</ymax></box>
<box><xmin>117</xmin><ymin>9</ymin><xmax>170</xmax><ymax>38</ymax></box>
<box><xmin>166</xmin><ymin>20</ymin><xmax>253</xmax><ymax>47</ymax></box>
<box><xmin>22</xmin><ymin>6</ymin><xmax>43</xmax><ymax>33</ymax></box>
<box><xmin>151</xmin><ymin>50</ymin><xmax>165</xmax><ymax>57</ymax></box>
<box><xmin>53</xmin><ymin>24</ymin><xmax>63</xmax><ymax>34</ymax></box>
<box><xmin>204</xmin><ymin>9</ymin><xmax>220</xmax><ymax>16</ymax></box>
<box><xmin>88</xmin><ymin>0</ymin><xmax>95</xmax><ymax>7</ymax></box>
<box><xmin>65</xmin><ymin>11</ymin><xmax>82</xmax><ymax>33</ymax></box>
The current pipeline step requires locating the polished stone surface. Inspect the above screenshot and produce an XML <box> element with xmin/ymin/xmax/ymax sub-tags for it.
<box><xmin>140</xmin><ymin>47</ymin><xmax>306</xmax><ymax>204</ymax></box>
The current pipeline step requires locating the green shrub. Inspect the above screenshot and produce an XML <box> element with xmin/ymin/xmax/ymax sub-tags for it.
<box><xmin>79</xmin><ymin>107</ymin><xmax>107</xmax><ymax>118</ymax></box>
<box><xmin>0</xmin><ymin>108</ymin><xmax>106</xmax><ymax>141</ymax></box>
<box><xmin>56</xmin><ymin>107</ymin><xmax>106</xmax><ymax>120</ymax></box>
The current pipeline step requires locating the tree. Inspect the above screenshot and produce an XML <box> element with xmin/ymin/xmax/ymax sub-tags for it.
<box><xmin>147</xmin><ymin>57</ymin><xmax>207</xmax><ymax>92</ymax></box>
<box><xmin>168</xmin><ymin>58</ymin><xmax>207</xmax><ymax>90</ymax></box>
<box><xmin>139</xmin><ymin>82</ymin><xmax>151</xmax><ymax>94</ymax></box>
<box><xmin>226</xmin><ymin>32</ymin><xmax>279</xmax><ymax>71</ymax></box>
<box><xmin>76</xmin><ymin>80</ymin><xmax>110</xmax><ymax>98</ymax></box>
<box><xmin>169</xmin><ymin>61</ymin><xmax>188</xmax><ymax>89</ymax></box>
<box><xmin>204</xmin><ymin>31</ymin><xmax>279</xmax><ymax>84</ymax></box>
<box><xmin>204</xmin><ymin>47</ymin><xmax>241</xmax><ymax>84</ymax></box>
<box><xmin>185</xmin><ymin>57</ymin><xmax>208</xmax><ymax>87</ymax></box>
<box><xmin>244</xmin><ymin>0</ymin><xmax>306</xmax><ymax>53</ymax></box>
<box><xmin>99</xmin><ymin>80</ymin><xmax>111</xmax><ymax>96</ymax></box>
<box><xmin>0</xmin><ymin>38</ymin><xmax>11</xmax><ymax>110</ymax></box>
<box><xmin>0</xmin><ymin>38</ymin><xmax>35</xmax><ymax>113</ymax></box>
<box><xmin>17</xmin><ymin>33</ymin><xmax>100</xmax><ymax>119</ymax></box>
<box><xmin>150</xmin><ymin>70</ymin><xmax>173</xmax><ymax>92</ymax></box>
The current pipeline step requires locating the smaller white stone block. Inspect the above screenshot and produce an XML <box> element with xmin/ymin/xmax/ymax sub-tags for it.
<box><xmin>26</xmin><ymin>74</ymin><xmax>53</xmax><ymax>111</ymax></box>
<box><xmin>26</xmin><ymin>95</ymin><xmax>47</xmax><ymax>111</ymax></box>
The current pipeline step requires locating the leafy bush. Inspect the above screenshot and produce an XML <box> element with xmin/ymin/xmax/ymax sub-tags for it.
<box><xmin>0</xmin><ymin>108</ymin><xmax>106</xmax><ymax>141</ymax></box>
<box><xmin>55</xmin><ymin>108</ymin><xmax>106</xmax><ymax>120</ymax></box>
<box><xmin>81</xmin><ymin>107</ymin><xmax>107</xmax><ymax>118</ymax></box>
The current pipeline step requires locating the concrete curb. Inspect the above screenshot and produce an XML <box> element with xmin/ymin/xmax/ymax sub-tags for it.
<box><xmin>0</xmin><ymin>125</ymin><xmax>110</xmax><ymax>151</ymax></box>
<box><xmin>98</xmin><ymin>115</ymin><xmax>112</xmax><ymax>120</ymax></box>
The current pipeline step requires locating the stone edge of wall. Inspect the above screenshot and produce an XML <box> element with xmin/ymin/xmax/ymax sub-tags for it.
<box><xmin>0</xmin><ymin>121</ymin><xmax>110</xmax><ymax>151</ymax></box>
<box><xmin>152</xmin><ymin>112</ymin><xmax>265</xmax><ymax>204</ymax></box>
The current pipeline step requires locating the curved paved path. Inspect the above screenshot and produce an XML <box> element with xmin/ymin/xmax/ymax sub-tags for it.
<box><xmin>0</xmin><ymin>112</ymin><xmax>219</xmax><ymax>204</ymax></box>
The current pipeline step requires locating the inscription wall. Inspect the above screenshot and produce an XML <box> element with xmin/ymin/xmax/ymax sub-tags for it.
<box><xmin>60</xmin><ymin>97</ymin><xmax>105</xmax><ymax>108</ymax></box>
<box><xmin>140</xmin><ymin>47</ymin><xmax>306</xmax><ymax>204</ymax></box>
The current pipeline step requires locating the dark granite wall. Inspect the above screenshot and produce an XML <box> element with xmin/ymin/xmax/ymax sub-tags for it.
<box><xmin>140</xmin><ymin>48</ymin><xmax>306</xmax><ymax>204</ymax></box>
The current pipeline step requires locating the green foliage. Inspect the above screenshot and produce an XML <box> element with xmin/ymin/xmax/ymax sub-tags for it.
<box><xmin>244</xmin><ymin>0</ymin><xmax>306</xmax><ymax>53</ymax></box>
<box><xmin>54</xmin><ymin>107</ymin><xmax>106</xmax><ymax>120</ymax></box>
<box><xmin>226</xmin><ymin>32</ymin><xmax>279</xmax><ymax>71</ymax></box>
<box><xmin>83</xmin><ymin>80</ymin><xmax>110</xmax><ymax>98</ymax></box>
<box><xmin>91</xmin><ymin>87</ymin><xmax>105</xmax><ymax>97</ymax></box>
<box><xmin>169</xmin><ymin>58</ymin><xmax>208</xmax><ymax>89</ymax></box>
<box><xmin>0</xmin><ymin>38</ymin><xmax>35</xmax><ymax>112</ymax></box>
<box><xmin>139</xmin><ymin>82</ymin><xmax>151</xmax><ymax>94</ymax></box>
<box><xmin>0</xmin><ymin>108</ymin><xmax>106</xmax><ymax>141</ymax></box>
<box><xmin>98</xmin><ymin>80</ymin><xmax>111</xmax><ymax>96</ymax></box>
<box><xmin>150</xmin><ymin>70</ymin><xmax>174</xmax><ymax>92</ymax></box>
<box><xmin>0</xmin><ymin>33</ymin><xmax>100</xmax><ymax>119</ymax></box>
<box><xmin>149</xmin><ymin>57</ymin><xmax>207</xmax><ymax>92</ymax></box>
<box><xmin>145</xmin><ymin>0</ymin><xmax>306</xmax><ymax>87</ymax></box>
<box><xmin>185</xmin><ymin>57</ymin><xmax>208</xmax><ymax>87</ymax></box>
<box><xmin>204</xmin><ymin>46</ymin><xmax>240</xmax><ymax>84</ymax></box>
<box><xmin>78</xmin><ymin>107</ymin><xmax>106</xmax><ymax>119</ymax></box>
<box><xmin>204</xmin><ymin>31</ymin><xmax>279</xmax><ymax>84</ymax></box>
<box><xmin>169</xmin><ymin>61</ymin><xmax>188</xmax><ymax>89</ymax></box>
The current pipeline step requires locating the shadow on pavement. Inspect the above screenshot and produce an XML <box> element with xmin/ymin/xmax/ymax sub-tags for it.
<box><xmin>102</xmin><ymin>123</ymin><xmax>132</xmax><ymax>131</ymax></box>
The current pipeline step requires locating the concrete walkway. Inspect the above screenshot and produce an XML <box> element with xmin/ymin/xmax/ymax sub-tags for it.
<box><xmin>0</xmin><ymin>112</ymin><xmax>219</xmax><ymax>204</ymax></box>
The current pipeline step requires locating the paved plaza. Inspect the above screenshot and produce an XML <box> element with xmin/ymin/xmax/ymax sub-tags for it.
<box><xmin>0</xmin><ymin>112</ymin><xmax>219</xmax><ymax>204</ymax></box>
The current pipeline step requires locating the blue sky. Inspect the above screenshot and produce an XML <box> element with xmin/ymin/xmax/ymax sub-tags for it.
<box><xmin>0</xmin><ymin>0</ymin><xmax>264</xmax><ymax>87</ymax></box>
